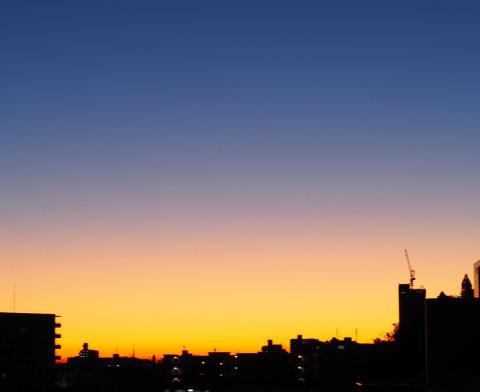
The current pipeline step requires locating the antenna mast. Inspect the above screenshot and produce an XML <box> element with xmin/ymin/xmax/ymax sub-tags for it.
<box><xmin>404</xmin><ymin>249</ymin><xmax>416</xmax><ymax>288</ymax></box>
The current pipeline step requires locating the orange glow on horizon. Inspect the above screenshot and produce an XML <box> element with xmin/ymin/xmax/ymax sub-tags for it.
<box><xmin>2</xmin><ymin>221</ymin><xmax>477</xmax><ymax>359</ymax></box>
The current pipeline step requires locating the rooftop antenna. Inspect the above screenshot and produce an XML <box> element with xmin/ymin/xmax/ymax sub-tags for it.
<box><xmin>404</xmin><ymin>249</ymin><xmax>416</xmax><ymax>288</ymax></box>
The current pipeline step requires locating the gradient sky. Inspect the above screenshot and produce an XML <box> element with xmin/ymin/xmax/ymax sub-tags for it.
<box><xmin>1</xmin><ymin>0</ymin><xmax>480</xmax><ymax>359</ymax></box>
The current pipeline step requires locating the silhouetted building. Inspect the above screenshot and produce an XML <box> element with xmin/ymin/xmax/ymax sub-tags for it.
<box><xmin>159</xmin><ymin>350</ymin><xmax>235</xmax><ymax>390</ymax></box>
<box><xmin>61</xmin><ymin>344</ymin><xmax>156</xmax><ymax>391</ymax></box>
<box><xmin>0</xmin><ymin>312</ymin><xmax>60</xmax><ymax>392</ymax></box>
<box><xmin>158</xmin><ymin>341</ymin><xmax>296</xmax><ymax>391</ymax></box>
<box><xmin>290</xmin><ymin>334</ymin><xmax>323</xmax><ymax>384</ymax></box>
<box><xmin>290</xmin><ymin>334</ymin><xmax>322</xmax><ymax>354</ymax></box>
<box><xmin>261</xmin><ymin>339</ymin><xmax>285</xmax><ymax>353</ymax></box>
<box><xmin>258</xmin><ymin>340</ymin><xmax>294</xmax><ymax>386</ymax></box>
<box><xmin>396</xmin><ymin>283</ymin><xmax>426</xmax><ymax>383</ymax></box>
<box><xmin>291</xmin><ymin>334</ymin><xmax>402</xmax><ymax>389</ymax></box>
<box><xmin>426</xmin><ymin>280</ymin><xmax>480</xmax><ymax>390</ymax></box>
<box><xmin>397</xmin><ymin>284</ymin><xmax>426</xmax><ymax>345</ymax></box>
<box><xmin>78</xmin><ymin>342</ymin><xmax>99</xmax><ymax>360</ymax></box>
<box><xmin>395</xmin><ymin>275</ymin><xmax>480</xmax><ymax>390</ymax></box>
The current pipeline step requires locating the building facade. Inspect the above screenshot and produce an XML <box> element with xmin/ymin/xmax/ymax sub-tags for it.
<box><xmin>0</xmin><ymin>312</ymin><xmax>60</xmax><ymax>392</ymax></box>
<box><xmin>474</xmin><ymin>260</ymin><xmax>480</xmax><ymax>298</ymax></box>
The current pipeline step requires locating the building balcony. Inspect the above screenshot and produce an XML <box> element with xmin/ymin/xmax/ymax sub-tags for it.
<box><xmin>55</xmin><ymin>333</ymin><xmax>61</xmax><ymax>339</ymax></box>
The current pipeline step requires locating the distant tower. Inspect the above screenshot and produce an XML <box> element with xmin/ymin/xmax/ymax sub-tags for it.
<box><xmin>474</xmin><ymin>260</ymin><xmax>480</xmax><ymax>298</ymax></box>
<box><xmin>461</xmin><ymin>274</ymin><xmax>474</xmax><ymax>299</ymax></box>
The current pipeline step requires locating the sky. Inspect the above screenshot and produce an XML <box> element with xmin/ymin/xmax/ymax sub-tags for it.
<box><xmin>1</xmin><ymin>0</ymin><xmax>480</xmax><ymax>359</ymax></box>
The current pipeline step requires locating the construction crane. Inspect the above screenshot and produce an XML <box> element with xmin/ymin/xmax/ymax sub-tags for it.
<box><xmin>404</xmin><ymin>249</ymin><xmax>416</xmax><ymax>288</ymax></box>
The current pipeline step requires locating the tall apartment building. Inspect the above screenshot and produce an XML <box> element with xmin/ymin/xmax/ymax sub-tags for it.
<box><xmin>0</xmin><ymin>312</ymin><xmax>61</xmax><ymax>391</ymax></box>
<box><xmin>474</xmin><ymin>260</ymin><xmax>480</xmax><ymax>298</ymax></box>
<box><xmin>397</xmin><ymin>284</ymin><xmax>426</xmax><ymax>346</ymax></box>
<box><xmin>396</xmin><ymin>283</ymin><xmax>427</xmax><ymax>382</ymax></box>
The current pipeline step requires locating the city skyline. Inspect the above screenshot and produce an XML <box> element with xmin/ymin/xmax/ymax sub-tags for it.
<box><xmin>2</xmin><ymin>1</ymin><xmax>480</xmax><ymax>359</ymax></box>
<box><xmin>3</xmin><ymin>271</ymin><xmax>480</xmax><ymax>391</ymax></box>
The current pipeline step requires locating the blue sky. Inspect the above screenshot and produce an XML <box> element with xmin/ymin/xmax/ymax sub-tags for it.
<box><xmin>2</xmin><ymin>0</ymin><xmax>480</xmax><ymax>220</ymax></box>
<box><xmin>1</xmin><ymin>1</ymin><xmax>480</xmax><ymax>335</ymax></box>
